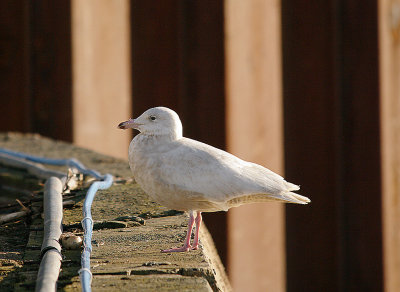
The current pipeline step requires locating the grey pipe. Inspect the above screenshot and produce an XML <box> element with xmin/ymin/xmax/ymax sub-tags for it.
<box><xmin>0</xmin><ymin>149</ymin><xmax>111</xmax><ymax>292</ymax></box>
<box><xmin>35</xmin><ymin>177</ymin><xmax>63</xmax><ymax>292</ymax></box>
<box><xmin>0</xmin><ymin>153</ymin><xmax>67</xmax><ymax>183</ymax></box>
<box><xmin>35</xmin><ymin>250</ymin><xmax>62</xmax><ymax>292</ymax></box>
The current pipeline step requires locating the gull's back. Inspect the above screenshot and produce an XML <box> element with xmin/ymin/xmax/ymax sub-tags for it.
<box><xmin>130</xmin><ymin>134</ymin><xmax>309</xmax><ymax>212</ymax></box>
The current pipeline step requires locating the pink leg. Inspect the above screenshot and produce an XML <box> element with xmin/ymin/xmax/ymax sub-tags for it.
<box><xmin>162</xmin><ymin>211</ymin><xmax>195</xmax><ymax>253</ymax></box>
<box><xmin>191</xmin><ymin>211</ymin><xmax>202</xmax><ymax>250</ymax></box>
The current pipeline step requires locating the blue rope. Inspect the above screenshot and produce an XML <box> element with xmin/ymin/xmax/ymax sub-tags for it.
<box><xmin>0</xmin><ymin>148</ymin><xmax>113</xmax><ymax>292</ymax></box>
<box><xmin>79</xmin><ymin>174</ymin><xmax>113</xmax><ymax>291</ymax></box>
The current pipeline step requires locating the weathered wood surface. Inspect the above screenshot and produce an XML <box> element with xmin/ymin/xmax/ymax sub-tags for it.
<box><xmin>379</xmin><ymin>0</ymin><xmax>400</xmax><ymax>290</ymax></box>
<box><xmin>0</xmin><ymin>133</ymin><xmax>230</xmax><ymax>291</ymax></box>
<box><xmin>224</xmin><ymin>1</ymin><xmax>285</xmax><ymax>291</ymax></box>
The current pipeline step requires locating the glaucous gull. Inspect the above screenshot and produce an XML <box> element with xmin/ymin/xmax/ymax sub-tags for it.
<box><xmin>118</xmin><ymin>107</ymin><xmax>310</xmax><ymax>252</ymax></box>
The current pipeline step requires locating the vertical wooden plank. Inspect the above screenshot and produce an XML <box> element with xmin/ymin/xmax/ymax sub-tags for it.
<box><xmin>282</xmin><ymin>1</ymin><xmax>341</xmax><ymax>291</ymax></box>
<box><xmin>30</xmin><ymin>0</ymin><xmax>72</xmax><ymax>141</ymax></box>
<box><xmin>283</xmin><ymin>0</ymin><xmax>383</xmax><ymax>291</ymax></box>
<box><xmin>131</xmin><ymin>0</ymin><xmax>181</xmax><ymax>116</ymax></box>
<box><xmin>0</xmin><ymin>1</ymin><xmax>73</xmax><ymax>140</ymax></box>
<box><xmin>379</xmin><ymin>0</ymin><xmax>400</xmax><ymax>291</ymax></box>
<box><xmin>225</xmin><ymin>1</ymin><xmax>285</xmax><ymax>291</ymax></box>
<box><xmin>131</xmin><ymin>0</ymin><xmax>225</xmax><ymax>144</ymax></box>
<box><xmin>178</xmin><ymin>1</ymin><xmax>226</xmax><ymax>149</ymax></box>
<box><xmin>71</xmin><ymin>0</ymin><xmax>131</xmax><ymax>158</ymax></box>
<box><xmin>179</xmin><ymin>0</ymin><xmax>227</xmax><ymax>266</ymax></box>
<box><xmin>131</xmin><ymin>0</ymin><xmax>227</xmax><ymax>264</ymax></box>
<box><xmin>339</xmin><ymin>1</ymin><xmax>383</xmax><ymax>291</ymax></box>
<box><xmin>0</xmin><ymin>1</ymin><xmax>31</xmax><ymax>132</ymax></box>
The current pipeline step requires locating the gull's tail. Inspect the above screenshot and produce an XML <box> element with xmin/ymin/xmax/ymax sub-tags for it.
<box><xmin>225</xmin><ymin>180</ymin><xmax>310</xmax><ymax>208</ymax></box>
<box><xmin>270</xmin><ymin>181</ymin><xmax>311</xmax><ymax>204</ymax></box>
<box><xmin>285</xmin><ymin>192</ymin><xmax>311</xmax><ymax>204</ymax></box>
<box><xmin>268</xmin><ymin>191</ymin><xmax>311</xmax><ymax>204</ymax></box>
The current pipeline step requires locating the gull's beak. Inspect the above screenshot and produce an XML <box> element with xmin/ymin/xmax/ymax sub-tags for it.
<box><xmin>118</xmin><ymin>119</ymin><xmax>139</xmax><ymax>130</ymax></box>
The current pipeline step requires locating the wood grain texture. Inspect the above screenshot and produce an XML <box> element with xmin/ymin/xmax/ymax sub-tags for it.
<box><xmin>71</xmin><ymin>0</ymin><xmax>131</xmax><ymax>158</ymax></box>
<box><xmin>0</xmin><ymin>1</ymin><xmax>72</xmax><ymax>141</ymax></box>
<box><xmin>131</xmin><ymin>0</ymin><xmax>227</xmax><ymax>265</ymax></box>
<box><xmin>379</xmin><ymin>0</ymin><xmax>400</xmax><ymax>291</ymax></box>
<box><xmin>283</xmin><ymin>0</ymin><xmax>383</xmax><ymax>291</ymax></box>
<box><xmin>225</xmin><ymin>1</ymin><xmax>285</xmax><ymax>291</ymax></box>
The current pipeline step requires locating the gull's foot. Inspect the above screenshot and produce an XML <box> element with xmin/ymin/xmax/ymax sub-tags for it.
<box><xmin>191</xmin><ymin>245</ymin><xmax>199</xmax><ymax>250</ymax></box>
<box><xmin>161</xmin><ymin>246</ymin><xmax>191</xmax><ymax>253</ymax></box>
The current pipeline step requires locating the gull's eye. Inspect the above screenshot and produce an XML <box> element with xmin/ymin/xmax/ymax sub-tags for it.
<box><xmin>149</xmin><ymin>116</ymin><xmax>156</xmax><ymax>121</ymax></box>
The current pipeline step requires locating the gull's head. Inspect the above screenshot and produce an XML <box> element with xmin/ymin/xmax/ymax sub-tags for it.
<box><xmin>118</xmin><ymin>107</ymin><xmax>183</xmax><ymax>138</ymax></box>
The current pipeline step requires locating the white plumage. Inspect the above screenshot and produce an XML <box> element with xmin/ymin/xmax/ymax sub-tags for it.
<box><xmin>118</xmin><ymin>106</ymin><xmax>310</xmax><ymax>252</ymax></box>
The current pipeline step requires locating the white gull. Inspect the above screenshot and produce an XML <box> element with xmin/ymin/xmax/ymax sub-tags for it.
<box><xmin>118</xmin><ymin>106</ymin><xmax>310</xmax><ymax>252</ymax></box>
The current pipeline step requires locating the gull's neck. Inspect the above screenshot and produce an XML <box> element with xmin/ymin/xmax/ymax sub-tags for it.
<box><xmin>136</xmin><ymin>131</ymin><xmax>182</xmax><ymax>144</ymax></box>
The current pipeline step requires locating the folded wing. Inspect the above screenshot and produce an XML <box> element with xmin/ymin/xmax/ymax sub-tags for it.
<box><xmin>154</xmin><ymin>138</ymin><xmax>309</xmax><ymax>208</ymax></box>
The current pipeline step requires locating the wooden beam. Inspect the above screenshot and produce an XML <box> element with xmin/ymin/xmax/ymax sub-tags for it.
<box><xmin>0</xmin><ymin>1</ymin><xmax>72</xmax><ymax>140</ymax></box>
<box><xmin>29</xmin><ymin>0</ymin><xmax>72</xmax><ymax>141</ymax></box>
<box><xmin>0</xmin><ymin>1</ymin><xmax>31</xmax><ymax>133</ymax></box>
<box><xmin>131</xmin><ymin>0</ymin><xmax>227</xmax><ymax>265</ymax></box>
<box><xmin>71</xmin><ymin>0</ymin><xmax>131</xmax><ymax>158</ymax></box>
<box><xmin>178</xmin><ymin>1</ymin><xmax>227</xmax><ymax>266</ymax></box>
<box><xmin>339</xmin><ymin>1</ymin><xmax>382</xmax><ymax>290</ymax></box>
<box><xmin>379</xmin><ymin>0</ymin><xmax>400</xmax><ymax>291</ymax></box>
<box><xmin>225</xmin><ymin>1</ymin><xmax>285</xmax><ymax>291</ymax></box>
<box><xmin>131</xmin><ymin>0</ymin><xmax>226</xmax><ymax>147</ymax></box>
<box><xmin>131</xmin><ymin>0</ymin><xmax>181</xmax><ymax>115</ymax></box>
<box><xmin>283</xmin><ymin>0</ymin><xmax>383</xmax><ymax>290</ymax></box>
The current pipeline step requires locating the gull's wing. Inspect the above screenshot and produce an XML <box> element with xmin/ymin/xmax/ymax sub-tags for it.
<box><xmin>152</xmin><ymin>138</ymin><xmax>300</xmax><ymax>205</ymax></box>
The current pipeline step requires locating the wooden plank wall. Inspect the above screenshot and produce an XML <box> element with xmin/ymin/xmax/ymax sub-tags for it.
<box><xmin>0</xmin><ymin>1</ymin><xmax>131</xmax><ymax>159</ymax></box>
<box><xmin>2</xmin><ymin>1</ymin><xmax>400</xmax><ymax>291</ymax></box>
